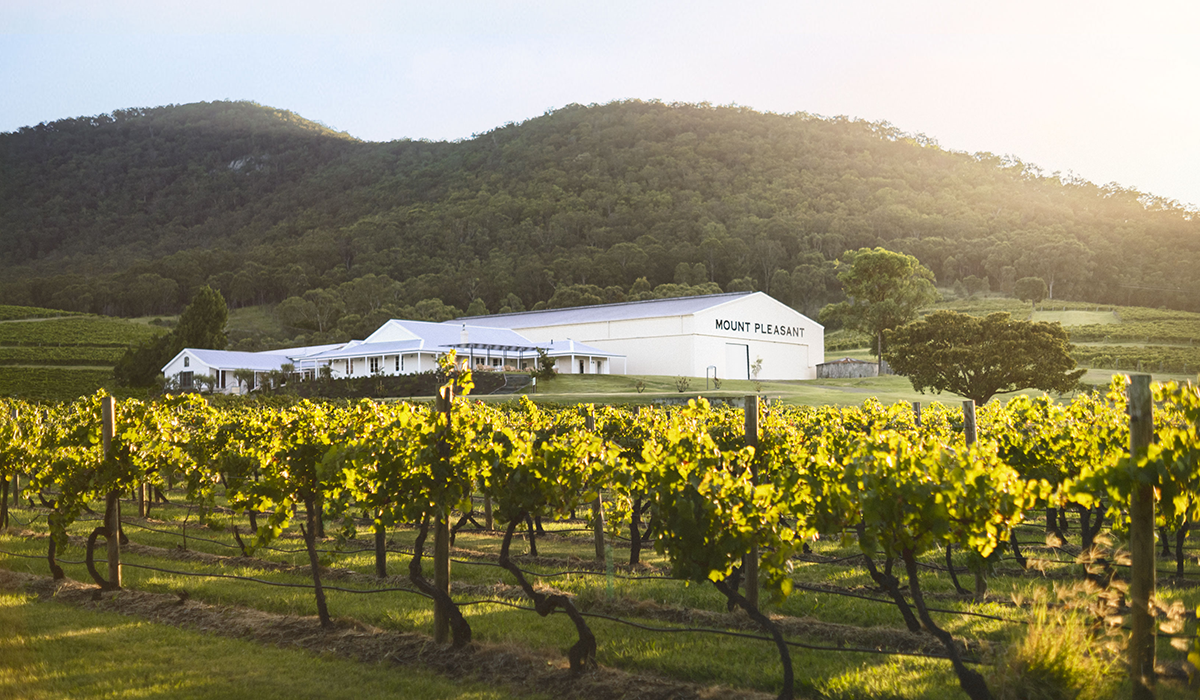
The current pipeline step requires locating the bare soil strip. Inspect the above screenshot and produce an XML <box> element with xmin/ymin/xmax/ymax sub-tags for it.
<box><xmin>0</xmin><ymin>568</ymin><xmax>770</xmax><ymax>700</ymax></box>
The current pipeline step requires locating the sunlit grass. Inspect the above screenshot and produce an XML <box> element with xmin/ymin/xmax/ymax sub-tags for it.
<box><xmin>5</xmin><ymin>497</ymin><xmax>1200</xmax><ymax>699</ymax></box>
<box><xmin>0</xmin><ymin>591</ymin><xmax>534</xmax><ymax>700</ymax></box>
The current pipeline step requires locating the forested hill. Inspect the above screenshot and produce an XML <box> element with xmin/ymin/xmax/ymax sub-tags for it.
<box><xmin>2</xmin><ymin>99</ymin><xmax>1197</xmax><ymax>326</ymax></box>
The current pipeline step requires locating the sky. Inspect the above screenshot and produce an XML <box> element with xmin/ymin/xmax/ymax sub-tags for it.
<box><xmin>3</xmin><ymin>0</ymin><xmax>1198</xmax><ymax>209</ymax></box>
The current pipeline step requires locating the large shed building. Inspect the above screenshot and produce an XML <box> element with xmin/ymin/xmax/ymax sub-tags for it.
<box><xmin>456</xmin><ymin>292</ymin><xmax>823</xmax><ymax>380</ymax></box>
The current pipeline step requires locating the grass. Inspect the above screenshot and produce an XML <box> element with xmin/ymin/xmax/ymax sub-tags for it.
<box><xmin>6</xmin><ymin>489</ymin><xmax>1196</xmax><ymax>700</ymax></box>
<box><xmin>509</xmin><ymin>366</ymin><xmax>1197</xmax><ymax>410</ymax></box>
<box><xmin>0</xmin><ymin>500</ymin><xmax>998</xmax><ymax>699</ymax></box>
<box><xmin>0</xmin><ymin>305</ymin><xmax>81</xmax><ymax>322</ymax></box>
<box><xmin>1032</xmin><ymin>309</ymin><xmax>1118</xmax><ymax>326</ymax></box>
<box><xmin>0</xmin><ymin>307</ymin><xmax>168</xmax><ymax>401</ymax></box>
<box><xmin>0</xmin><ymin>316</ymin><xmax>163</xmax><ymax>347</ymax></box>
<box><xmin>0</xmin><ymin>368</ymin><xmax>121</xmax><ymax>403</ymax></box>
<box><xmin>986</xmin><ymin>588</ymin><xmax>1123</xmax><ymax>700</ymax></box>
<box><xmin>0</xmin><ymin>590</ymin><xmax>529</xmax><ymax>700</ymax></box>
<box><xmin>0</xmin><ymin>346</ymin><xmax>123</xmax><ymax>366</ymax></box>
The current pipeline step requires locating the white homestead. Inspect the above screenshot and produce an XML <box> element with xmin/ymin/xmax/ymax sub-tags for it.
<box><xmin>302</xmin><ymin>320</ymin><xmax>621</xmax><ymax>379</ymax></box>
<box><xmin>456</xmin><ymin>292</ymin><xmax>823</xmax><ymax>381</ymax></box>
<box><xmin>161</xmin><ymin>321</ymin><xmax>621</xmax><ymax>394</ymax></box>
<box><xmin>161</xmin><ymin>345</ymin><xmax>339</xmax><ymax>393</ymax></box>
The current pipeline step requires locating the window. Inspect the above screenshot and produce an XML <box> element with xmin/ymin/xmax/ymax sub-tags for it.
<box><xmin>395</xmin><ymin>355</ymin><xmax>400</xmax><ymax>372</ymax></box>
<box><xmin>369</xmin><ymin>357</ymin><xmax>381</xmax><ymax>373</ymax></box>
<box><xmin>183</xmin><ymin>357</ymin><xmax>190</xmax><ymax>368</ymax></box>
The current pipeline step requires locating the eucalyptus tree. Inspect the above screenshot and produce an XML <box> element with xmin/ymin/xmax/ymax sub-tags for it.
<box><xmin>818</xmin><ymin>247</ymin><xmax>938</xmax><ymax>372</ymax></box>
<box><xmin>885</xmin><ymin>311</ymin><xmax>1084</xmax><ymax>405</ymax></box>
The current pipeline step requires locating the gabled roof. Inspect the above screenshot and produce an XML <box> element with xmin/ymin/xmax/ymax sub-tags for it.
<box><xmin>170</xmin><ymin>349</ymin><xmax>293</xmax><ymax>373</ymax></box>
<box><xmin>363</xmin><ymin>321</ymin><xmax>422</xmax><ymax>344</ymax></box>
<box><xmin>304</xmin><ymin>321</ymin><xmax>540</xmax><ymax>362</ymax></box>
<box><xmin>303</xmin><ymin>339</ymin><xmax>418</xmax><ymax>361</ymax></box>
<box><xmin>302</xmin><ymin>329</ymin><xmax>622</xmax><ymax>361</ymax></box>
<box><xmin>454</xmin><ymin>292</ymin><xmax>757</xmax><ymax>328</ymax></box>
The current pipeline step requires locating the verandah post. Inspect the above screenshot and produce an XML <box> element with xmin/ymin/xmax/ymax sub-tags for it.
<box><xmin>1128</xmin><ymin>375</ymin><xmax>1156</xmax><ymax>700</ymax></box>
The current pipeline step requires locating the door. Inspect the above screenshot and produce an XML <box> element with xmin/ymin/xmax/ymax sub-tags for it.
<box><xmin>726</xmin><ymin>343</ymin><xmax>749</xmax><ymax>380</ymax></box>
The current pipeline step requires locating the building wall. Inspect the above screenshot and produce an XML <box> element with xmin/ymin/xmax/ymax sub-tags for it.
<box><xmin>692</xmin><ymin>295</ymin><xmax>823</xmax><ymax>380</ymax></box>
<box><xmin>162</xmin><ymin>352</ymin><xmax>250</xmax><ymax>394</ymax></box>
<box><xmin>162</xmin><ymin>352</ymin><xmax>215</xmax><ymax>389</ymax></box>
<box><xmin>503</xmin><ymin>294</ymin><xmax>822</xmax><ymax>380</ymax></box>
<box><xmin>552</xmin><ymin>354</ymin><xmax>615</xmax><ymax>375</ymax></box>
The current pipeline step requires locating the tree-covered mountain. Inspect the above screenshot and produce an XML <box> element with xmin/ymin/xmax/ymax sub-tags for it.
<box><xmin>2</xmin><ymin>100</ymin><xmax>1196</xmax><ymax>331</ymax></box>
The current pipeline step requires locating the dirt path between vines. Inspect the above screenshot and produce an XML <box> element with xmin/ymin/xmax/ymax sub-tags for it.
<box><xmin>14</xmin><ymin>525</ymin><xmax>949</xmax><ymax>656</ymax></box>
<box><xmin>0</xmin><ymin>568</ymin><xmax>774</xmax><ymax>700</ymax></box>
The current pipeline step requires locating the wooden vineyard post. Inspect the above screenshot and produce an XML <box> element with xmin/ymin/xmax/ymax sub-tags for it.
<box><xmin>1</xmin><ymin>407</ymin><xmax>13</xmax><ymax>529</ymax></box>
<box><xmin>744</xmin><ymin>394</ymin><xmax>760</xmax><ymax>609</ymax></box>
<box><xmin>101</xmin><ymin>395</ymin><xmax>121</xmax><ymax>589</ymax></box>
<box><xmin>1128</xmin><ymin>375</ymin><xmax>1156</xmax><ymax>700</ymax></box>
<box><xmin>912</xmin><ymin>401</ymin><xmax>922</xmax><ymax>427</ymax></box>
<box><xmin>961</xmin><ymin>400</ymin><xmax>986</xmax><ymax>600</ymax></box>
<box><xmin>374</xmin><ymin>508</ymin><xmax>388</xmax><ymax>578</ymax></box>
<box><xmin>962</xmin><ymin>400</ymin><xmax>977</xmax><ymax>446</ymax></box>
<box><xmin>584</xmin><ymin>408</ymin><xmax>604</xmax><ymax>562</ymax></box>
<box><xmin>9</xmin><ymin>408</ymin><xmax>18</xmax><ymax>508</ymax></box>
<box><xmin>433</xmin><ymin>383</ymin><xmax>453</xmax><ymax>644</ymax></box>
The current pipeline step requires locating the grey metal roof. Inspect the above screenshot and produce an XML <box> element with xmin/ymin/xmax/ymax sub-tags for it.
<box><xmin>305</xmin><ymin>334</ymin><xmax>621</xmax><ymax>361</ymax></box>
<box><xmin>258</xmin><ymin>343</ymin><xmax>348</xmax><ymax>358</ymax></box>
<box><xmin>388</xmin><ymin>320</ymin><xmax>534</xmax><ymax>350</ymax></box>
<box><xmin>453</xmin><ymin>292</ymin><xmax>756</xmax><ymax>329</ymax></box>
<box><xmin>540</xmin><ymin>339</ymin><xmax>624</xmax><ymax>357</ymax></box>
<box><xmin>168</xmin><ymin>320</ymin><xmax>626</xmax><ymax>375</ymax></box>
<box><xmin>303</xmin><ymin>339</ymin><xmax>421</xmax><ymax>361</ymax></box>
<box><xmin>181</xmin><ymin>349</ymin><xmax>293</xmax><ymax>372</ymax></box>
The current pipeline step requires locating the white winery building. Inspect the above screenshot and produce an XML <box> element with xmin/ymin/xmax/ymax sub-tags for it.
<box><xmin>456</xmin><ymin>292</ymin><xmax>823</xmax><ymax>380</ymax></box>
<box><xmin>162</xmin><ymin>292</ymin><xmax>822</xmax><ymax>393</ymax></box>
